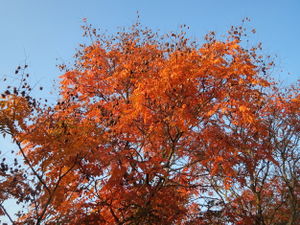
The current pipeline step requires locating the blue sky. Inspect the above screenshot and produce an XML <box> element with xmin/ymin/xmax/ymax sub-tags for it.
<box><xmin>1</xmin><ymin>0</ymin><xmax>299</xmax><ymax>91</ymax></box>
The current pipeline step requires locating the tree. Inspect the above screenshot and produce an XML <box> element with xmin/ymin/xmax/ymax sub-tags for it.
<box><xmin>196</xmin><ymin>86</ymin><xmax>300</xmax><ymax>225</ymax></box>
<box><xmin>0</xmin><ymin>21</ymin><xmax>299</xmax><ymax>224</ymax></box>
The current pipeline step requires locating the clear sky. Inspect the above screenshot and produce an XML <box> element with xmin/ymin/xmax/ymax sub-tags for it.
<box><xmin>0</xmin><ymin>0</ymin><xmax>299</xmax><ymax>221</ymax></box>
<box><xmin>0</xmin><ymin>0</ymin><xmax>299</xmax><ymax>91</ymax></box>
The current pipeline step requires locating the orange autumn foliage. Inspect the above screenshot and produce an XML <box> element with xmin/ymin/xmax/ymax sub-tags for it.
<box><xmin>0</xmin><ymin>22</ymin><xmax>299</xmax><ymax>225</ymax></box>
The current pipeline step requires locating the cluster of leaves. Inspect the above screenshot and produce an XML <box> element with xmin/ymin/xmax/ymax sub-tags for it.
<box><xmin>0</xmin><ymin>21</ymin><xmax>299</xmax><ymax>224</ymax></box>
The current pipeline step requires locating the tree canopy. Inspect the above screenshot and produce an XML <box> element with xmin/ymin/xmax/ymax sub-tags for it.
<box><xmin>0</xmin><ymin>21</ymin><xmax>299</xmax><ymax>225</ymax></box>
